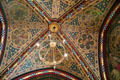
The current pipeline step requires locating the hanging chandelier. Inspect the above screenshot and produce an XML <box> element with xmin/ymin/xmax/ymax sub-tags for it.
<box><xmin>35</xmin><ymin>22</ymin><xmax>68</xmax><ymax>69</ymax></box>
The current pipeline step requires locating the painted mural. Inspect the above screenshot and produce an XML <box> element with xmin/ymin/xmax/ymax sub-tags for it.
<box><xmin>106</xmin><ymin>13</ymin><xmax>120</xmax><ymax>80</ymax></box>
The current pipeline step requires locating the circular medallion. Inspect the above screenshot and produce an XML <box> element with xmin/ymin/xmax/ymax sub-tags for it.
<box><xmin>49</xmin><ymin>22</ymin><xmax>59</xmax><ymax>32</ymax></box>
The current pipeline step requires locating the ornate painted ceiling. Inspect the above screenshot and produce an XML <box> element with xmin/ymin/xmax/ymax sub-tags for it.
<box><xmin>0</xmin><ymin>0</ymin><xmax>120</xmax><ymax>80</ymax></box>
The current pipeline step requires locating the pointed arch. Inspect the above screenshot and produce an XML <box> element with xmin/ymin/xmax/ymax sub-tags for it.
<box><xmin>99</xmin><ymin>0</ymin><xmax>120</xmax><ymax>80</ymax></box>
<box><xmin>12</xmin><ymin>68</ymin><xmax>82</xmax><ymax>80</ymax></box>
<box><xmin>0</xmin><ymin>2</ymin><xmax>8</xmax><ymax>65</ymax></box>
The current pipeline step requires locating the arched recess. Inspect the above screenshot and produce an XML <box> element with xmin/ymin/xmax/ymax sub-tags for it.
<box><xmin>12</xmin><ymin>68</ymin><xmax>82</xmax><ymax>80</ymax></box>
<box><xmin>0</xmin><ymin>2</ymin><xmax>7</xmax><ymax>64</ymax></box>
<box><xmin>99</xmin><ymin>0</ymin><xmax>120</xmax><ymax>80</ymax></box>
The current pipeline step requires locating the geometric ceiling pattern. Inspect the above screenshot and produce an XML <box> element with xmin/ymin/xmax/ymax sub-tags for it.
<box><xmin>0</xmin><ymin>0</ymin><xmax>119</xmax><ymax>80</ymax></box>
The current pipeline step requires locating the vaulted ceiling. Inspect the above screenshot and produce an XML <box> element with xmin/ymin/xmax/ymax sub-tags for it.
<box><xmin>0</xmin><ymin>0</ymin><xmax>119</xmax><ymax>80</ymax></box>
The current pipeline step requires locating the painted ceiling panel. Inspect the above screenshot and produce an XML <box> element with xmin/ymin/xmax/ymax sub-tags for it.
<box><xmin>61</xmin><ymin>0</ymin><xmax>113</xmax><ymax>79</ymax></box>
<box><xmin>62</xmin><ymin>8</ymin><xmax>101</xmax><ymax>78</ymax></box>
<box><xmin>0</xmin><ymin>0</ymin><xmax>48</xmax><ymax>73</ymax></box>
<box><xmin>5</xmin><ymin>33</ymin><xmax>88</xmax><ymax>80</ymax></box>
<box><xmin>35</xmin><ymin>0</ymin><xmax>83</xmax><ymax>19</ymax></box>
<box><xmin>32</xmin><ymin>0</ymin><xmax>101</xmax><ymax>19</ymax></box>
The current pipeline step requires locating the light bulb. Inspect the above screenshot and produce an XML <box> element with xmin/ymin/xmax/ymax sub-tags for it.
<box><xmin>36</xmin><ymin>43</ymin><xmax>40</xmax><ymax>47</ymax></box>
<box><xmin>63</xmin><ymin>39</ymin><xmax>66</xmax><ymax>43</ymax></box>
<box><xmin>48</xmin><ymin>34</ymin><xmax>51</xmax><ymax>37</ymax></box>
<box><xmin>64</xmin><ymin>53</ymin><xmax>68</xmax><ymax>57</ymax></box>
<box><xmin>53</xmin><ymin>61</ymin><xmax>56</xmax><ymax>64</ymax></box>
<box><xmin>53</xmin><ymin>66</ymin><xmax>56</xmax><ymax>69</ymax></box>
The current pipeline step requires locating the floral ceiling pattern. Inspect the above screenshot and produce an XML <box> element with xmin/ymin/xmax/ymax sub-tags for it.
<box><xmin>0</xmin><ymin>0</ymin><xmax>119</xmax><ymax>80</ymax></box>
